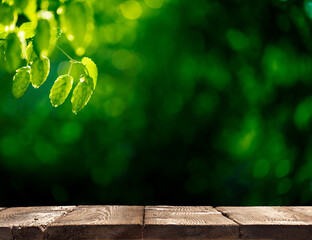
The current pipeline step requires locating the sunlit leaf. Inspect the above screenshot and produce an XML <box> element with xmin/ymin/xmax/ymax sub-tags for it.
<box><xmin>71</xmin><ymin>77</ymin><xmax>93</xmax><ymax>114</ymax></box>
<box><xmin>14</xmin><ymin>0</ymin><xmax>29</xmax><ymax>12</ymax></box>
<box><xmin>5</xmin><ymin>32</ymin><xmax>22</xmax><ymax>72</ymax></box>
<box><xmin>49</xmin><ymin>74</ymin><xmax>73</xmax><ymax>107</ymax></box>
<box><xmin>33</xmin><ymin>18</ymin><xmax>51</xmax><ymax>57</ymax></box>
<box><xmin>0</xmin><ymin>31</ymin><xmax>8</xmax><ymax>39</ymax></box>
<box><xmin>25</xmin><ymin>42</ymin><xmax>38</xmax><ymax>63</ymax></box>
<box><xmin>60</xmin><ymin>0</ymin><xmax>94</xmax><ymax>56</ymax></box>
<box><xmin>81</xmin><ymin>57</ymin><xmax>97</xmax><ymax>89</ymax></box>
<box><xmin>19</xmin><ymin>21</ymin><xmax>36</xmax><ymax>39</ymax></box>
<box><xmin>84</xmin><ymin>75</ymin><xmax>94</xmax><ymax>89</ymax></box>
<box><xmin>23</xmin><ymin>0</ymin><xmax>37</xmax><ymax>22</ymax></box>
<box><xmin>30</xmin><ymin>56</ymin><xmax>50</xmax><ymax>88</ymax></box>
<box><xmin>12</xmin><ymin>66</ymin><xmax>31</xmax><ymax>99</ymax></box>
<box><xmin>18</xmin><ymin>32</ymin><xmax>27</xmax><ymax>59</ymax></box>
<box><xmin>37</xmin><ymin>10</ymin><xmax>57</xmax><ymax>47</ymax></box>
<box><xmin>33</xmin><ymin>11</ymin><xmax>57</xmax><ymax>57</ymax></box>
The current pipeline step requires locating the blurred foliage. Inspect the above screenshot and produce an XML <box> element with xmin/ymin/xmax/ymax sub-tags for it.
<box><xmin>1</xmin><ymin>0</ymin><xmax>312</xmax><ymax>206</ymax></box>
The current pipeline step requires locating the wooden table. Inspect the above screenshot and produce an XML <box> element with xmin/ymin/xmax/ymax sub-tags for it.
<box><xmin>0</xmin><ymin>206</ymin><xmax>311</xmax><ymax>239</ymax></box>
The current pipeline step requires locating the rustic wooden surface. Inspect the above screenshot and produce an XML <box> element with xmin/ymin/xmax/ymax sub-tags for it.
<box><xmin>0</xmin><ymin>206</ymin><xmax>75</xmax><ymax>240</ymax></box>
<box><xmin>144</xmin><ymin>206</ymin><xmax>239</xmax><ymax>239</ymax></box>
<box><xmin>217</xmin><ymin>206</ymin><xmax>312</xmax><ymax>240</ymax></box>
<box><xmin>47</xmin><ymin>205</ymin><xmax>144</xmax><ymax>240</ymax></box>
<box><xmin>0</xmin><ymin>206</ymin><xmax>310</xmax><ymax>239</ymax></box>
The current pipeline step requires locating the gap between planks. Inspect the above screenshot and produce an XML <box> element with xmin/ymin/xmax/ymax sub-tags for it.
<box><xmin>215</xmin><ymin>207</ymin><xmax>243</xmax><ymax>239</ymax></box>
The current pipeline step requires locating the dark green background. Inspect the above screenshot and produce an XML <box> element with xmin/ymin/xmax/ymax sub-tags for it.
<box><xmin>1</xmin><ymin>0</ymin><xmax>312</xmax><ymax>206</ymax></box>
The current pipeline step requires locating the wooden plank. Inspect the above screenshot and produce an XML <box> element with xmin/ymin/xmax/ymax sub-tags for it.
<box><xmin>217</xmin><ymin>206</ymin><xmax>312</xmax><ymax>239</ymax></box>
<box><xmin>289</xmin><ymin>206</ymin><xmax>312</xmax><ymax>216</ymax></box>
<box><xmin>0</xmin><ymin>206</ymin><xmax>75</xmax><ymax>240</ymax></box>
<box><xmin>0</xmin><ymin>207</ymin><xmax>10</xmax><ymax>240</ymax></box>
<box><xmin>144</xmin><ymin>206</ymin><xmax>239</xmax><ymax>239</ymax></box>
<box><xmin>46</xmin><ymin>205</ymin><xmax>144</xmax><ymax>240</ymax></box>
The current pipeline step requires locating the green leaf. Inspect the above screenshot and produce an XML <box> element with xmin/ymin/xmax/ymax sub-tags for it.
<box><xmin>5</xmin><ymin>32</ymin><xmax>22</xmax><ymax>72</ymax></box>
<box><xmin>23</xmin><ymin>0</ymin><xmax>37</xmax><ymax>21</ymax></box>
<box><xmin>84</xmin><ymin>75</ymin><xmax>94</xmax><ymax>89</ymax></box>
<box><xmin>14</xmin><ymin>0</ymin><xmax>29</xmax><ymax>12</ymax></box>
<box><xmin>25</xmin><ymin>42</ymin><xmax>38</xmax><ymax>63</ymax></box>
<box><xmin>30</xmin><ymin>56</ymin><xmax>50</xmax><ymax>88</ymax></box>
<box><xmin>12</xmin><ymin>66</ymin><xmax>31</xmax><ymax>99</ymax></box>
<box><xmin>33</xmin><ymin>18</ymin><xmax>51</xmax><ymax>57</ymax></box>
<box><xmin>0</xmin><ymin>3</ymin><xmax>17</xmax><ymax>27</ymax></box>
<box><xmin>49</xmin><ymin>74</ymin><xmax>73</xmax><ymax>107</ymax></box>
<box><xmin>60</xmin><ymin>0</ymin><xmax>94</xmax><ymax>55</ymax></box>
<box><xmin>81</xmin><ymin>57</ymin><xmax>98</xmax><ymax>89</ymax></box>
<box><xmin>71</xmin><ymin>77</ymin><xmax>93</xmax><ymax>114</ymax></box>
<box><xmin>19</xmin><ymin>21</ymin><xmax>36</xmax><ymax>39</ymax></box>
<box><xmin>33</xmin><ymin>11</ymin><xmax>57</xmax><ymax>57</ymax></box>
<box><xmin>0</xmin><ymin>31</ymin><xmax>8</xmax><ymax>39</ymax></box>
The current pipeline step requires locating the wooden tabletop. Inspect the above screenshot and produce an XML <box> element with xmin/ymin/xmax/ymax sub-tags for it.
<box><xmin>0</xmin><ymin>206</ymin><xmax>311</xmax><ymax>239</ymax></box>
<box><xmin>217</xmin><ymin>206</ymin><xmax>312</xmax><ymax>240</ymax></box>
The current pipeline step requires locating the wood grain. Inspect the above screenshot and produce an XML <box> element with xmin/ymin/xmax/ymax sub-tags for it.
<box><xmin>47</xmin><ymin>205</ymin><xmax>144</xmax><ymax>240</ymax></box>
<box><xmin>289</xmin><ymin>206</ymin><xmax>312</xmax><ymax>217</ymax></box>
<box><xmin>217</xmin><ymin>206</ymin><xmax>312</xmax><ymax>239</ymax></box>
<box><xmin>0</xmin><ymin>206</ymin><xmax>311</xmax><ymax>239</ymax></box>
<box><xmin>0</xmin><ymin>206</ymin><xmax>75</xmax><ymax>240</ymax></box>
<box><xmin>144</xmin><ymin>206</ymin><xmax>239</xmax><ymax>239</ymax></box>
<box><xmin>0</xmin><ymin>208</ymin><xmax>9</xmax><ymax>240</ymax></box>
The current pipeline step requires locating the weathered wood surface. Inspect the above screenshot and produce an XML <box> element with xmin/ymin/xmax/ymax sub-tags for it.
<box><xmin>217</xmin><ymin>206</ymin><xmax>312</xmax><ymax>240</ymax></box>
<box><xmin>0</xmin><ymin>206</ymin><xmax>310</xmax><ymax>239</ymax></box>
<box><xmin>47</xmin><ymin>205</ymin><xmax>144</xmax><ymax>240</ymax></box>
<box><xmin>144</xmin><ymin>206</ymin><xmax>239</xmax><ymax>239</ymax></box>
<box><xmin>0</xmin><ymin>206</ymin><xmax>75</xmax><ymax>240</ymax></box>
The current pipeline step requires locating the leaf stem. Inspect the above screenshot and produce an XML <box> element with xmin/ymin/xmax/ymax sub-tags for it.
<box><xmin>53</xmin><ymin>44</ymin><xmax>89</xmax><ymax>76</ymax></box>
<box><xmin>68</xmin><ymin>62</ymin><xmax>73</xmax><ymax>75</ymax></box>
<box><xmin>54</xmin><ymin>44</ymin><xmax>77</xmax><ymax>62</ymax></box>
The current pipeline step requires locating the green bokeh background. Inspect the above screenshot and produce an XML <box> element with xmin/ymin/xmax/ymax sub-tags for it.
<box><xmin>1</xmin><ymin>0</ymin><xmax>312</xmax><ymax>206</ymax></box>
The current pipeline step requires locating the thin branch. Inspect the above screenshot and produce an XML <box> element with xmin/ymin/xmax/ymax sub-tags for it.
<box><xmin>68</xmin><ymin>62</ymin><xmax>73</xmax><ymax>75</ymax></box>
<box><xmin>54</xmin><ymin>44</ymin><xmax>78</xmax><ymax>62</ymax></box>
<box><xmin>53</xmin><ymin>44</ymin><xmax>89</xmax><ymax>76</ymax></box>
